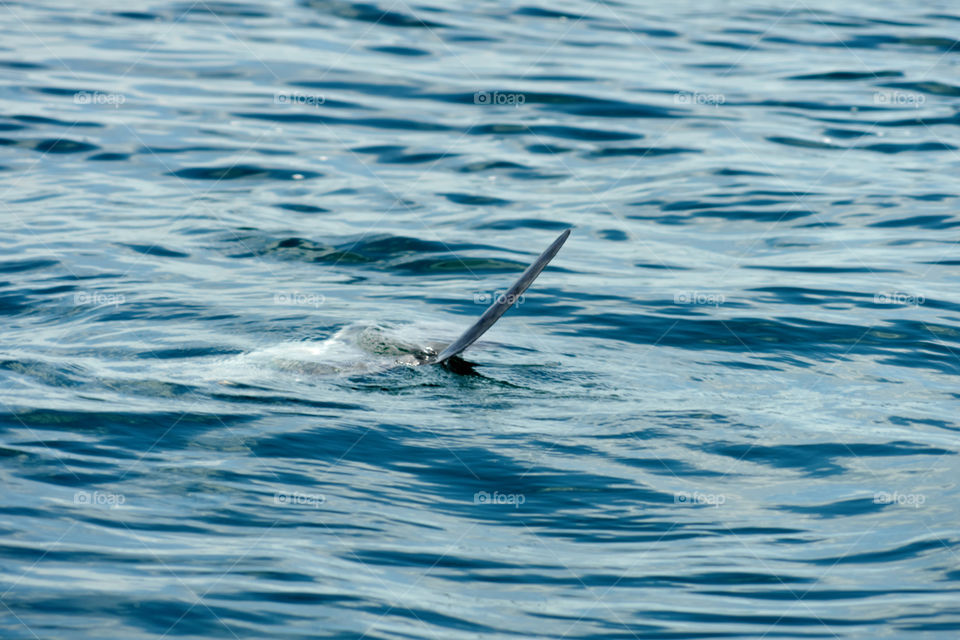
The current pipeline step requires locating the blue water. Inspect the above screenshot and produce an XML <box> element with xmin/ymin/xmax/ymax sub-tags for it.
<box><xmin>2</xmin><ymin>1</ymin><xmax>960</xmax><ymax>638</ymax></box>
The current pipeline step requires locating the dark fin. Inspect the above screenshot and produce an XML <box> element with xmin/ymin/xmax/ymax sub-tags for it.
<box><xmin>432</xmin><ymin>228</ymin><xmax>570</xmax><ymax>365</ymax></box>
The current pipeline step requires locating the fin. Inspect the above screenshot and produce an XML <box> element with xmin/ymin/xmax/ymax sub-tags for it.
<box><xmin>432</xmin><ymin>228</ymin><xmax>571</xmax><ymax>365</ymax></box>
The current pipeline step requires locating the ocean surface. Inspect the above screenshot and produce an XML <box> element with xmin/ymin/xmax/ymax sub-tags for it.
<box><xmin>2</xmin><ymin>1</ymin><xmax>959</xmax><ymax>638</ymax></box>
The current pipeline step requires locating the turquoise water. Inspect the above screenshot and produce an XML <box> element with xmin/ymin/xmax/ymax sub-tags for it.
<box><xmin>2</xmin><ymin>1</ymin><xmax>959</xmax><ymax>638</ymax></box>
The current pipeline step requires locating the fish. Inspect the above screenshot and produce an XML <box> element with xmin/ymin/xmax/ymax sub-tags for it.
<box><xmin>216</xmin><ymin>229</ymin><xmax>571</xmax><ymax>382</ymax></box>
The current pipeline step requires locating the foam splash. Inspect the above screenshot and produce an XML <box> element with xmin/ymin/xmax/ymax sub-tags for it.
<box><xmin>210</xmin><ymin>322</ymin><xmax>451</xmax><ymax>384</ymax></box>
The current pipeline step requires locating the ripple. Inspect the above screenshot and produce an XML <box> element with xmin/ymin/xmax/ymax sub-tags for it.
<box><xmin>299</xmin><ymin>0</ymin><xmax>447</xmax><ymax>28</ymax></box>
<box><xmin>441</xmin><ymin>192</ymin><xmax>513</xmax><ymax>207</ymax></box>
<box><xmin>708</xmin><ymin>441</ymin><xmax>952</xmax><ymax>476</ymax></box>
<box><xmin>168</xmin><ymin>165</ymin><xmax>321</xmax><ymax>180</ymax></box>
<box><xmin>273</xmin><ymin>202</ymin><xmax>330</xmax><ymax>213</ymax></box>
<box><xmin>30</xmin><ymin>138</ymin><xmax>100</xmax><ymax>154</ymax></box>
<box><xmin>367</xmin><ymin>45</ymin><xmax>430</xmax><ymax>57</ymax></box>
<box><xmin>787</xmin><ymin>70</ymin><xmax>903</xmax><ymax>80</ymax></box>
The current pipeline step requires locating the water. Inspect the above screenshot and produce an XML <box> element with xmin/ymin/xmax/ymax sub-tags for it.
<box><xmin>2</xmin><ymin>1</ymin><xmax>959</xmax><ymax>638</ymax></box>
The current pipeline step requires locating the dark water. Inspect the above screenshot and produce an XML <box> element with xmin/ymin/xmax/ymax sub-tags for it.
<box><xmin>2</xmin><ymin>0</ymin><xmax>960</xmax><ymax>638</ymax></box>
